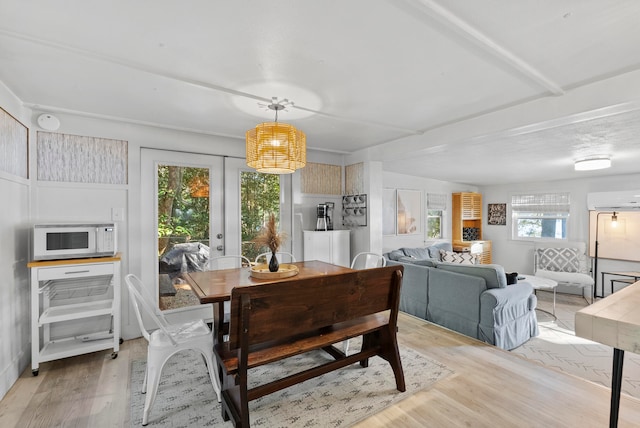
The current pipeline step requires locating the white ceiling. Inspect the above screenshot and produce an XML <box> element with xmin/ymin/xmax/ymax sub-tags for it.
<box><xmin>1</xmin><ymin>0</ymin><xmax>640</xmax><ymax>185</ymax></box>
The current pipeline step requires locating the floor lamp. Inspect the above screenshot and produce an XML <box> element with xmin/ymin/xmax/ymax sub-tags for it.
<box><xmin>593</xmin><ymin>211</ymin><xmax>617</xmax><ymax>299</ymax></box>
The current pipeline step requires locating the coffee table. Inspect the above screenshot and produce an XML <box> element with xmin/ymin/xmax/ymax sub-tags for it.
<box><xmin>520</xmin><ymin>274</ymin><xmax>558</xmax><ymax>318</ymax></box>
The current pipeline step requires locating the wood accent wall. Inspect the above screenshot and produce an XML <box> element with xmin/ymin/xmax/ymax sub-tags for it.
<box><xmin>345</xmin><ymin>162</ymin><xmax>364</xmax><ymax>195</ymax></box>
<box><xmin>301</xmin><ymin>162</ymin><xmax>342</xmax><ymax>195</ymax></box>
<box><xmin>37</xmin><ymin>132</ymin><xmax>128</xmax><ymax>184</ymax></box>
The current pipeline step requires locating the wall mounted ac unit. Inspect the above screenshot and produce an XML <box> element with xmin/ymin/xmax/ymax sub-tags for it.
<box><xmin>586</xmin><ymin>190</ymin><xmax>640</xmax><ymax>211</ymax></box>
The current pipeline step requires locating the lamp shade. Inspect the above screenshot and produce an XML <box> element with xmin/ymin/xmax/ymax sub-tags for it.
<box><xmin>246</xmin><ymin>121</ymin><xmax>306</xmax><ymax>174</ymax></box>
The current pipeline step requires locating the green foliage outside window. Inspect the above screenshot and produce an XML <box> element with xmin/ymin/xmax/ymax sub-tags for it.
<box><xmin>241</xmin><ymin>172</ymin><xmax>280</xmax><ymax>260</ymax></box>
<box><xmin>157</xmin><ymin>165</ymin><xmax>210</xmax><ymax>255</ymax></box>
<box><xmin>156</xmin><ymin>166</ymin><xmax>281</xmax><ymax>261</ymax></box>
<box><xmin>427</xmin><ymin>210</ymin><xmax>442</xmax><ymax>239</ymax></box>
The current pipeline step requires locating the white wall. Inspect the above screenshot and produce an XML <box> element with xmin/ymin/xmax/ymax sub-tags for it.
<box><xmin>0</xmin><ymin>84</ymin><xmax>31</xmax><ymax>400</ymax></box>
<box><xmin>480</xmin><ymin>173</ymin><xmax>640</xmax><ymax>296</ymax></box>
<box><xmin>382</xmin><ymin>171</ymin><xmax>478</xmax><ymax>252</ymax></box>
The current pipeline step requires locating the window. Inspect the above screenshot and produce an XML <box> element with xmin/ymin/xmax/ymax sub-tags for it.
<box><xmin>511</xmin><ymin>193</ymin><xmax>570</xmax><ymax>240</ymax></box>
<box><xmin>426</xmin><ymin>193</ymin><xmax>447</xmax><ymax>239</ymax></box>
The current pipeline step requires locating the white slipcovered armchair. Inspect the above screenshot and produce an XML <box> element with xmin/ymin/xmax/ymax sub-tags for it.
<box><xmin>533</xmin><ymin>241</ymin><xmax>594</xmax><ymax>303</ymax></box>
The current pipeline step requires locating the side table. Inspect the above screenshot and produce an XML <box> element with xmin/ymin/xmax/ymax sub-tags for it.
<box><xmin>520</xmin><ymin>274</ymin><xmax>558</xmax><ymax>318</ymax></box>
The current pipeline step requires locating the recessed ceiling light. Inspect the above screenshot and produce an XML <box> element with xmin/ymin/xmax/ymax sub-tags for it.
<box><xmin>574</xmin><ymin>156</ymin><xmax>611</xmax><ymax>171</ymax></box>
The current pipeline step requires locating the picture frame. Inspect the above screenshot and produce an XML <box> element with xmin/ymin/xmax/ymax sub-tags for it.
<box><xmin>397</xmin><ymin>189</ymin><xmax>422</xmax><ymax>235</ymax></box>
<box><xmin>383</xmin><ymin>188</ymin><xmax>397</xmax><ymax>235</ymax></box>
<box><xmin>488</xmin><ymin>203</ymin><xmax>507</xmax><ymax>226</ymax></box>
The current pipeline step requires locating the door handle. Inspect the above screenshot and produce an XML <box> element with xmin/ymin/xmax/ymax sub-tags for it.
<box><xmin>216</xmin><ymin>245</ymin><xmax>224</xmax><ymax>251</ymax></box>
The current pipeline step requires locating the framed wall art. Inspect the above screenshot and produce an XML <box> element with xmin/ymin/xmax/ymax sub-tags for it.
<box><xmin>397</xmin><ymin>189</ymin><xmax>422</xmax><ymax>234</ymax></box>
<box><xmin>383</xmin><ymin>188</ymin><xmax>397</xmax><ymax>235</ymax></box>
<box><xmin>488</xmin><ymin>203</ymin><xmax>507</xmax><ymax>225</ymax></box>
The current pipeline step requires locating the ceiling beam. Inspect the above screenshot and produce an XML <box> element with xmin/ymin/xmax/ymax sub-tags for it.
<box><xmin>405</xmin><ymin>0</ymin><xmax>565</xmax><ymax>96</ymax></box>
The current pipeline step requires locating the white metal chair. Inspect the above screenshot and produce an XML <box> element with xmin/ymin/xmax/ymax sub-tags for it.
<box><xmin>343</xmin><ymin>252</ymin><xmax>386</xmax><ymax>355</ymax></box>
<box><xmin>125</xmin><ymin>274</ymin><xmax>221</xmax><ymax>426</ymax></box>
<box><xmin>254</xmin><ymin>251</ymin><xmax>296</xmax><ymax>265</ymax></box>
<box><xmin>350</xmin><ymin>252</ymin><xmax>386</xmax><ymax>269</ymax></box>
<box><xmin>207</xmin><ymin>255</ymin><xmax>251</xmax><ymax>270</ymax></box>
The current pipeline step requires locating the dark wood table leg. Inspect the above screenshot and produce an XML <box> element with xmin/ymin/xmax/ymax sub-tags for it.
<box><xmin>610</xmin><ymin>348</ymin><xmax>624</xmax><ymax>428</ymax></box>
<box><xmin>214</xmin><ymin>302</ymin><xmax>224</xmax><ymax>344</ymax></box>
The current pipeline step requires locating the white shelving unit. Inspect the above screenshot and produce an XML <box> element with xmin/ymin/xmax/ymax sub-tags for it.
<box><xmin>28</xmin><ymin>255</ymin><xmax>121</xmax><ymax>376</ymax></box>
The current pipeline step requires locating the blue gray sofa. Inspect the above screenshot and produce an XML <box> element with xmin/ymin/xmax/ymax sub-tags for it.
<box><xmin>385</xmin><ymin>243</ymin><xmax>538</xmax><ymax>350</ymax></box>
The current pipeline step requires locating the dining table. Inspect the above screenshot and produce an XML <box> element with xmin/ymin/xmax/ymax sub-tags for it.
<box><xmin>182</xmin><ymin>260</ymin><xmax>354</xmax><ymax>343</ymax></box>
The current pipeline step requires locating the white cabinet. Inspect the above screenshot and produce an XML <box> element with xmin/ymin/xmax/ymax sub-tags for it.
<box><xmin>303</xmin><ymin>230</ymin><xmax>351</xmax><ymax>267</ymax></box>
<box><xmin>28</xmin><ymin>255</ymin><xmax>121</xmax><ymax>375</ymax></box>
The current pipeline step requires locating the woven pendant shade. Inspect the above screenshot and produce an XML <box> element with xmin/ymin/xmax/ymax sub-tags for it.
<box><xmin>246</xmin><ymin>121</ymin><xmax>306</xmax><ymax>174</ymax></box>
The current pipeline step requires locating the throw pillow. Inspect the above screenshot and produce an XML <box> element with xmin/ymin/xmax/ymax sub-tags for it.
<box><xmin>427</xmin><ymin>241</ymin><xmax>453</xmax><ymax>259</ymax></box>
<box><xmin>536</xmin><ymin>248</ymin><xmax>580</xmax><ymax>273</ymax></box>
<box><xmin>439</xmin><ymin>249</ymin><xmax>477</xmax><ymax>265</ymax></box>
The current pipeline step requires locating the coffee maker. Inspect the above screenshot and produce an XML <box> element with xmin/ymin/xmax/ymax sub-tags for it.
<box><xmin>315</xmin><ymin>202</ymin><xmax>334</xmax><ymax>231</ymax></box>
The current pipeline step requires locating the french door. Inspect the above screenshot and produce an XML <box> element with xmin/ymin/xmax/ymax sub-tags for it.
<box><xmin>140</xmin><ymin>149</ymin><xmax>290</xmax><ymax>308</ymax></box>
<box><xmin>140</xmin><ymin>149</ymin><xmax>233</xmax><ymax>307</ymax></box>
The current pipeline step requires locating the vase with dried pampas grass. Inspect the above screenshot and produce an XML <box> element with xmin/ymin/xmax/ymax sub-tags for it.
<box><xmin>252</xmin><ymin>214</ymin><xmax>288</xmax><ymax>272</ymax></box>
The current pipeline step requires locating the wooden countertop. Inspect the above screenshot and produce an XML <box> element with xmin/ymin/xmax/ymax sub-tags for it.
<box><xmin>575</xmin><ymin>280</ymin><xmax>640</xmax><ymax>352</ymax></box>
<box><xmin>27</xmin><ymin>253</ymin><xmax>122</xmax><ymax>268</ymax></box>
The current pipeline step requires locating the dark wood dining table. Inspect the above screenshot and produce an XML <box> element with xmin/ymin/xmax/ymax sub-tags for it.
<box><xmin>182</xmin><ymin>260</ymin><xmax>354</xmax><ymax>343</ymax></box>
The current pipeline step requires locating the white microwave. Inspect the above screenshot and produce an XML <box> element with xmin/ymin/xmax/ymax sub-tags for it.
<box><xmin>32</xmin><ymin>223</ymin><xmax>117</xmax><ymax>261</ymax></box>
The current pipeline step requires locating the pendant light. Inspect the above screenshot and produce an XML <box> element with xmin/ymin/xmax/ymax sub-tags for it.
<box><xmin>246</xmin><ymin>100</ymin><xmax>306</xmax><ymax>174</ymax></box>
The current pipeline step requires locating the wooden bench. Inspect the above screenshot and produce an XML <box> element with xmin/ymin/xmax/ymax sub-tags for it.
<box><xmin>213</xmin><ymin>264</ymin><xmax>405</xmax><ymax>427</ymax></box>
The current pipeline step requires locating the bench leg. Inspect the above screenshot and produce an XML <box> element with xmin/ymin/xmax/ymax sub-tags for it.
<box><xmin>359</xmin><ymin>333</ymin><xmax>372</xmax><ymax>368</ymax></box>
<box><xmin>361</xmin><ymin>329</ymin><xmax>406</xmax><ymax>392</ymax></box>
<box><xmin>380</xmin><ymin>327</ymin><xmax>406</xmax><ymax>392</ymax></box>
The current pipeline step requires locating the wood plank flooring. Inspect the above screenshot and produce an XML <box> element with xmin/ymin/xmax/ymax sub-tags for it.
<box><xmin>2</xmin><ymin>313</ymin><xmax>640</xmax><ymax>427</ymax></box>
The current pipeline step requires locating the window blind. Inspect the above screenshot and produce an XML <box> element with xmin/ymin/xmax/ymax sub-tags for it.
<box><xmin>511</xmin><ymin>193</ymin><xmax>570</xmax><ymax>213</ymax></box>
<box><xmin>427</xmin><ymin>193</ymin><xmax>447</xmax><ymax>211</ymax></box>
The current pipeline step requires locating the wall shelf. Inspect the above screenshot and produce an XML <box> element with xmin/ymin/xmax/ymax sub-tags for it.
<box><xmin>342</xmin><ymin>194</ymin><xmax>367</xmax><ymax>228</ymax></box>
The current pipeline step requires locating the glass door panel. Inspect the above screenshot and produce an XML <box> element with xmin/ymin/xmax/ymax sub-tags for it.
<box><xmin>140</xmin><ymin>149</ymin><xmax>223</xmax><ymax>310</ymax></box>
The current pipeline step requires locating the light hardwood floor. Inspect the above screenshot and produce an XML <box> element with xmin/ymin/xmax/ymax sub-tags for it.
<box><xmin>2</xmin><ymin>313</ymin><xmax>640</xmax><ymax>427</ymax></box>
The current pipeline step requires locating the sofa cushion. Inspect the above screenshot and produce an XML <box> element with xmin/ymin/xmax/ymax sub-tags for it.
<box><xmin>401</xmin><ymin>247</ymin><xmax>431</xmax><ymax>260</ymax></box>
<box><xmin>440</xmin><ymin>250</ymin><xmax>477</xmax><ymax>265</ymax></box>
<box><xmin>385</xmin><ymin>249</ymin><xmax>405</xmax><ymax>261</ymax></box>
<box><xmin>386</xmin><ymin>259</ymin><xmax>430</xmax><ymax>319</ymax></box>
<box><xmin>436</xmin><ymin>263</ymin><xmax>508</xmax><ymax>289</ymax></box>
<box><xmin>536</xmin><ymin>247</ymin><xmax>580</xmax><ymax>273</ymax></box>
<box><xmin>411</xmin><ymin>258</ymin><xmax>440</xmax><ymax>268</ymax></box>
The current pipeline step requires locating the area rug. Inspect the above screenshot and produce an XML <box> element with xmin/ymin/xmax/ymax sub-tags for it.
<box><xmin>130</xmin><ymin>344</ymin><xmax>452</xmax><ymax>427</ymax></box>
<box><xmin>510</xmin><ymin>292</ymin><xmax>640</xmax><ymax>399</ymax></box>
